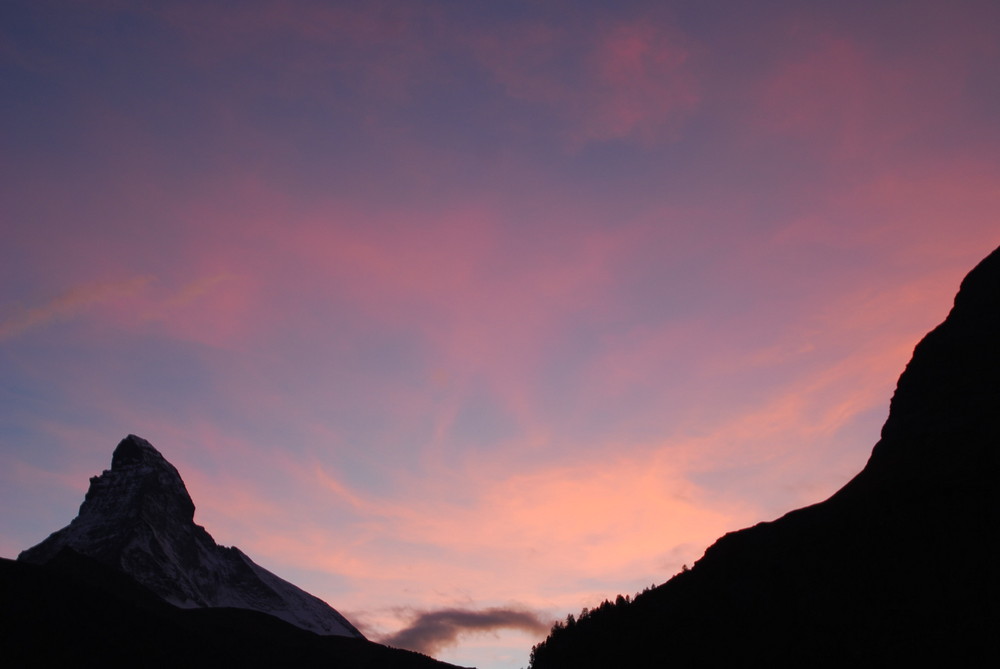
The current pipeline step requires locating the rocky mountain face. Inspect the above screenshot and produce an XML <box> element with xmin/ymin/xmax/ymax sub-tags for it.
<box><xmin>529</xmin><ymin>246</ymin><xmax>1000</xmax><ymax>668</ymax></box>
<box><xmin>18</xmin><ymin>435</ymin><xmax>362</xmax><ymax>639</ymax></box>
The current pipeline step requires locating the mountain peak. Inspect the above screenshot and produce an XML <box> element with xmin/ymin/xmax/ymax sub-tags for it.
<box><xmin>953</xmin><ymin>244</ymin><xmax>1000</xmax><ymax>316</ymax></box>
<box><xmin>878</xmin><ymin>245</ymin><xmax>1000</xmax><ymax>442</ymax></box>
<box><xmin>75</xmin><ymin>434</ymin><xmax>195</xmax><ymax>528</ymax></box>
<box><xmin>111</xmin><ymin>434</ymin><xmax>167</xmax><ymax>469</ymax></box>
<box><xmin>20</xmin><ymin>436</ymin><xmax>363</xmax><ymax>639</ymax></box>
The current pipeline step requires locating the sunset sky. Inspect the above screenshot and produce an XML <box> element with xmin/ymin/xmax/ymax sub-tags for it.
<box><xmin>2</xmin><ymin>1</ymin><xmax>999</xmax><ymax>667</ymax></box>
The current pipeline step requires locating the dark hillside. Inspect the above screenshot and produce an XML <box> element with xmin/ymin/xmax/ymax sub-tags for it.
<box><xmin>2</xmin><ymin>548</ymin><xmax>468</xmax><ymax>668</ymax></box>
<box><xmin>529</xmin><ymin>246</ymin><xmax>1000</xmax><ymax>668</ymax></box>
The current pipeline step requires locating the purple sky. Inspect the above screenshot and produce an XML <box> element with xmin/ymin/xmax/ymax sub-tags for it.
<box><xmin>2</xmin><ymin>1</ymin><xmax>999</xmax><ymax>666</ymax></box>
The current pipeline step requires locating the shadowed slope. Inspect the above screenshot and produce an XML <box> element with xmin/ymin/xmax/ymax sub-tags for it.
<box><xmin>2</xmin><ymin>549</ymin><xmax>468</xmax><ymax>668</ymax></box>
<box><xmin>529</xmin><ymin>246</ymin><xmax>1000</xmax><ymax>668</ymax></box>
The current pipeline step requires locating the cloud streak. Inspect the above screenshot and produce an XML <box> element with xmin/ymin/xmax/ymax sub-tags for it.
<box><xmin>381</xmin><ymin>606</ymin><xmax>551</xmax><ymax>656</ymax></box>
<box><xmin>0</xmin><ymin>276</ymin><xmax>152</xmax><ymax>341</ymax></box>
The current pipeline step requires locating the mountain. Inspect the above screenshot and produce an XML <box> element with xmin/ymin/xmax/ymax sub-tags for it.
<box><xmin>2</xmin><ymin>550</ymin><xmax>466</xmax><ymax>668</ymax></box>
<box><xmin>529</xmin><ymin>246</ymin><xmax>1000</xmax><ymax>667</ymax></box>
<box><xmin>18</xmin><ymin>435</ymin><xmax>361</xmax><ymax>638</ymax></box>
<box><xmin>9</xmin><ymin>435</ymin><xmax>469</xmax><ymax>668</ymax></box>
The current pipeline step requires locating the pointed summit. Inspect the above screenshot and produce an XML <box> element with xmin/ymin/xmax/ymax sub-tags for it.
<box><xmin>20</xmin><ymin>436</ymin><xmax>363</xmax><ymax>639</ymax></box>
<box><xmin>111</xmin><ymin>434</ymin><xmax>173</xmax><ymax>469</ymax></box>
<box><xmin>61</xmin><ymin>435</ymin><xmax>196</xmax><ymax>536</ymax></box>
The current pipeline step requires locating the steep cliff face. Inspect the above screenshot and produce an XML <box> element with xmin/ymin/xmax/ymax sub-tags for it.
<box><xmin>529</xmin><ymin>246</ymin><xmax>1000</xmax><ymax>668</ymax></box>
<box><xmin>19</xmin><ymin>435</ymin><xmax>363</xmax><ymax>639</ymax></box>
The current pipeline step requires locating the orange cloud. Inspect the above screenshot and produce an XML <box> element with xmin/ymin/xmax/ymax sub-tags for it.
<box><xmin>192</xmin><ymin>445</ymin><xmax>747</xmax><ymax>626</ymax></box>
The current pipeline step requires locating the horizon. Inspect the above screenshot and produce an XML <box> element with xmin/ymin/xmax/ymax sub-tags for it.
<box><xmin>3</xmin><ymin>2</ymin><xmax>1000</xmax><ymax>667</ymax></box>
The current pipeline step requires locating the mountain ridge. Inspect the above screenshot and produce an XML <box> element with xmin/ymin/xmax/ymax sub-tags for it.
<box><xmin>528</xmin><ymin>245</ymin><xmax>1000</xmax><ymax>667</ymax></box>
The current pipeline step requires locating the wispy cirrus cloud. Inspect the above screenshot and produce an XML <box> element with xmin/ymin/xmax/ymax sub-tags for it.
<box><xmin>0</xmin><ymin>276</ymin><xmax>153</xmax><ymax>341</ymax></box>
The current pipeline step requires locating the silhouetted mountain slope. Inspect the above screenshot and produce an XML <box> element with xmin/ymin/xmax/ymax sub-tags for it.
<box><xmin>1</xmin><ymin>549</ymin><xmax>467</xmax><ymax>668</ymax></box>
<box><xmin>19</xmin><ymin>435</ymin><xmax>361</xmax><ymax>638</ymax></box>
<box><xmin>8</xmin><ymin>437</ymin><xmax>469</xmax><ymax>668</ymax></box>
<box><xmin>529</xmin><ymin>246</ymin><xmax>1000</xmax><ymax>668</ymax></box>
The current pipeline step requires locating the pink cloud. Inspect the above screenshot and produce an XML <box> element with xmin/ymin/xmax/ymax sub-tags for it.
<box><xmin>582</xmin><ymin>21</ymin><xmax>699</xmax><ymax>143</ymax></box>
<box><xmin>747</xmin><ymin>8</ymin><xmax>996</xmax><ymax>165</ymax></box>
<box><xmin>138</xmin><ymin>272</ymin><xmax>257</xmax><ymax>349</ymax></box>
<box><xmin>133</xmin><ymin>424</ymin><xmax>749</xmax><ymax>627</ymax></box>
<box><xmin>0</xmin><ymin>276</ymin><xmax>153</xmax><ymax>341</ymax></box>
<box><xmin>756</xmin><ymin>36</ymin><xmax>881</xmax><ymax>154</ymax></box>
<box><xmin>470</xmin><ymin>17</ymin><xmax>698</xmax><ymax>147</ymax></box>
<box><xmin>225</xmin><ymin>450</ymin><xmax>747</xmax><ymax>615</ymax></box>
<box><xmin>269</xmin><ymin>201</ymin><xmax>625</xmax><ymax>406</ymax></box>
<box><xmin>856</xmin><ymin>161</ymin><xmax>1000</xmax><ymax>256</ymax></box>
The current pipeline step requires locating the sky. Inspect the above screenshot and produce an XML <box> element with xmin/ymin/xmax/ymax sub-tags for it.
<box><xmin>2</xmin><ymin>0</ymin><xmax>999</xmax><ymax>666</ymax></box>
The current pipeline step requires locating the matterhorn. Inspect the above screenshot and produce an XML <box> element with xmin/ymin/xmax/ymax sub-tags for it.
<box><xmin>19</xmin><ymin>434</ymin><xmax>361</xmax><ymax>638</ymax></box>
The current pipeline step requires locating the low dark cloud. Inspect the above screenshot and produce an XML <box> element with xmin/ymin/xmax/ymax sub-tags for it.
<box><xmin>381</xmin><ymin>606</ymin><xmax>551</xmax><ymax>656</ymax></box>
